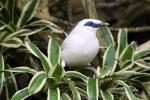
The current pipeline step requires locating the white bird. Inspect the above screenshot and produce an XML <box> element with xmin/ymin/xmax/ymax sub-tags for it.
<box><xmin>61</xmin><ymin>19</ymin><xmax>109</xmax><ymax>68</ymax></box>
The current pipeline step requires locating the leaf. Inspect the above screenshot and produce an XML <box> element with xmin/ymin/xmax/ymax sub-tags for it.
<box><xmin>129</xmin><ymin>80</ymin><xmax>150</xmax><ymax>99</ymax></box>
<box><xmin>48</xmin><ymin>64</ymin><xmax>65</xmax><ymax>80</ymax></box>
<box><xmin>5</xmin><ymin>65</ymin><xmax>18</xmax><ymax>98</ymax></box>
<box><xmin>28</xmin><ymin>20</ymin><xmax>64</xmax><ymax>33</ymax></box>
<box><xmin>47</xmin><ymin>88</ymin><xmax>60</xmax><ymax>100</ymax></box>
<box><xmin>11</xmin><ymin>87</ymin><xmax>31</xmax><ymax>100</ymax></box>
<box><xmin>103</xmin><ymin>44</ymin><xmax>116</xmax><ymax>73</ymax></box>
<box><xmin>3</xmin><ymin>29</ymin><xmax>31</xmax><ymax>42</ymax></box>
<box><xmin>113</xmin><ymin>71</ymin><xmax>148</xmax><ymax>78</ymax></box>
<box><xmin>87</xmin><ymin>78</ymin><xmax>99</xmax><ymax>100</ymax></box>
<box><xmin>100</xmin><ymin>89</ymin><xmax>114</xmax><ymax>100</ymax></box>
<box><xmin>119</xmin><ymin>45</ymin><xmax>134</xmax><ymax>63</ymax></box>
<box><xmin>1</xmin><ymin>38</ymin><xmax>22</xmax><ymax>48</ymax></box>
<box><xmin>18</xmin><ymin>27</ymin><xmax>45</xmax><ymax>36</ymax></box>
<box><xmin>116</xmin><ymin>80</ymin><xmax>137</xmax><ymax>100</ymax></box>
<box><xmin>117</xmin><ymin>28</ymin><xmax>128</xmax><ymax>55</ymax></box>
<box><xmin>25</xmin><ymin>41</ymin><xmax>51</xmax><ymax>73</ymax></box>
<box><xmin>28</xmin><ymin>71</ymin><xmax>46</xmax><ymax>94</ymax></box>
<box><xmin>61</xmin><ymin>93</ymin><xmax>71</xmax><ymax>100</ymax></box>
<box><xmin>0</xmin><ymin>7</ymin><xmax>9</xmax><ymax>22</ymax></box>
<box><xmin>77</xmin><ymin>87</ymin><xmax>87</xmax><ymax>97</ymax></box>
<box><xmin>0</xmin><ymin>55</ymin><xmax>4</xmax><ymax>94</ymax></box>
<box><xmin>97</xmin><ymin>26</ymin><xmax>114</xmax><ymax>48</ymax></box>
<box><xmin>68</xmin><ymin>80</ymin><xmax>81</xmax><ymax>100</ymax></box>
<box><xmin>65</xmin><ymin>71</ymin><xmax>88</xmax><ymax>82</ymax></box>
<box><xmin>5</xmin><ymin>0</ymin><xmax>16</xmax><ymax>23</ymax></box>
<box><xmin>97</xmin><ymin>66</ymin><xmax>111</xmax><ymax>78</ymax></box>
<box><xmin>17</xmin><ymin>0</ymin><xmax>39</xmax><ymax>29</ymax></box>
<box><xmin>134</xmin><ymin>49</ymin><xmax>150</xmax><ymax>60</ymax></box>
<box><xmin>134</xmin><ymin>60</ymin><xmax>150</xmax><ymax>69</ymax></box>
<box><xmin>5</xmin><ymin>66</ymin><xmax>37</xmax><ymax>75</ymax></box>
<box><xmin>48</xmin><ymin>38</ymin><xmax>61</xmax><ymax>65</ymax></box>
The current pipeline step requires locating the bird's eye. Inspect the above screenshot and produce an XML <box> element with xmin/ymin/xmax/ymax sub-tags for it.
<box><xmin>89</xmin><ymin>22</ymin><xmax>93</xmax><ymax>26</ymax></box>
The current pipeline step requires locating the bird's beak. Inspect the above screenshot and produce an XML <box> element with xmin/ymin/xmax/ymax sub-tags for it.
<box><xmin>101</xmin><ymin>22</ymin><xmax>109</xmax><ymax>26</ymax></box>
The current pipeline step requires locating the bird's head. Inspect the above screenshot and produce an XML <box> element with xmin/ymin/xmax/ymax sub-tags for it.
<box><xmin>73</xmin><ymin>19</ymin><xmax>109</xmax><ymax>33</ymax></box>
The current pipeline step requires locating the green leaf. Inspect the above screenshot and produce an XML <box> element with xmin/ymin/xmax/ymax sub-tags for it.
<box><xmin>17</xmin><ymin>0</ymin><xmax>39</xmax><ymax>29</ymax></box>
<box><xmin>77</xmin><ymin>87</ymin><xmax>87</xmax><ymax>97</ymax></box>
<box><xmin>48</xmin><ymin>38</ymin><xmax>61</xmax><ymax>65</ymax></box>
<box><xmin>0</xmin><ymin>7</ymin><xmax>9</xmax><ymax>22</ymax></box>
<box><xmin>5</xmin><ymin>0</ymin><xmax>16</xmax><ymax>23</ymax></box>
<box><xmin>116</xmin><ymin>80</ymin><xmax>137</xmax><ymax>100</ymax></box>
<box><xmin>18</xmin><ymin>28</ymin><xmax>45</xmax><ymax>36</ymax></box>
<box><xmin>1</xmin><ymin>38</ymin><xmax>22</xmax><ymax>48</ymax></box>
<box><xmin>68</xmin><ymin>80</ymin><xmax>81</xmax><ymax>100</ymax></box>
<box><xmin>28</xmin><ymin>20</ymin><xmax>64</xmax><ymax>33</ymax></box>
<box><xmin>11</xmin><ymin>87</ymin><xmax>31</xmax><ymax>100</ymax></box>
<box><xmin>97</xmin><ymin>66</ymin><xmax>111</xmax><ymax>78</ymax></box>
<box><xmin>3</xmin><ymin>29</ymin><xmax>31</xmax><ymax>42</ymax></box>
<box><xmin>28</xmin><ymin>71</ymin><xmax>46</xmax><ymax>94</ymax></box>
<box><xmin>97</xmin><ymin>26</ymin><xmax>114</xmax><ymax>48</ymax></box>
<box><xmin>65</xmin><ymin>71</ymin><xmax>88</xmax><ymax>82</ymax></box>
<box><xmin>120</xmin><ymin>45</ymin><xmax>134</xmax><ymax>63</ymax></box>
<box><xmin>134</xmin><ymin>60</ymin><xmax>150</xmax><ymax>69</ymax></box>
<box><xmin>129</xmin><ymin>80</ymin><xmax>150</xmax><ymax>99</ymax></box>
<box><xmin>0</xmin><ymin>55</ymin><xmax>4</xmax><ymax>94</ymax></box>
<box><xmin>47</xmin><ymin>88</ymin><xmax>60</xmax><ymax>100</ymax></box>
<box><xmin>117</xmin><ymin>28</ymin><xmax>128</xmax><ymax>55</ymax></box>
<box><xmin>133</xmin><ymin>74</ymin><xmax>150</xmax><ymax>82</ymax></box>
<box><xmin>48</xmin><ymin>64</ymin><xmax>65</xmax><ymax>80</ymax></box>
<box><xmin>87</xmin><ymin>78</ymin><xmax>99</xmax><ymax>100</ymax></box>
<box><xmin>61</xmin><ymin>93</ymin><xmax>71</xmax><ymax>100</ymax></box>
<box><xmin>103</xmin><ymin>44</ymin><xmax>116</xmax><ymax>73</ymax></box>
<box><xmin>134</xmin><ymin>49</ymin><xmax>150</xmax><ymax>60</ymax></box>
<box><xmin>100</xmin><ymin>89</ymin><xmax>114</xmax><ymax>100</ymax></box>
<box><xmin>25</xmin><ymin>41</ymin><xmax>51</xmax><ymax>73</ymax></box>
<box><xmin>5</xmin><ymin>66</ymin><xmax>37</xmax><ymax>75</ymax></box>
<box><xmin>5</xmin><ymin>65</ymin><xmax>18</xmax><ymax>98</ymax></box>
<box><xmin>113</xmin><ymin>71</ymin><xmax>148</xmax><ymax>78</ymax></box>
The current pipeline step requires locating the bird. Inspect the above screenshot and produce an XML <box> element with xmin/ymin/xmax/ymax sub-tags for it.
<box><xmin>61</xmin><ymin>19</ymin><xmax>109</xmax><ymax>68</ymax></box>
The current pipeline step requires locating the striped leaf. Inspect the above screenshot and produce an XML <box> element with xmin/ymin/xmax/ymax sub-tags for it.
<box><xmin>5</xmin><ymin>0</ymin><xmax>16</xmax><ymax>23</ymax></box>
<box><xmin>61</xmin><ymin>93</ymin><xmax>71</xmax><ymax>100</ymax></box>
<box><xmin>103</xmin><ymin>44</ymin><xmax>116</xmax><ymax>73</ymax></box>
<box><xmin>48</xmin><ymin>38</ymin><xmax>61</xmax><ymax>65</ymax></box>
<box><xmin>134</xmin><ymin>60</ymin><xmax>150</xmax><ymax>69</ymax></box>
<box><xmin>117</xmin><ymin>28</ymin><xmax>128</xmax><ymax>55</ymax></box>
<box><xmin>48</xmin><ymin>64</ymin><xmax>65</xmax><ymax>80</ymax></box>
<box><xmin>77</xmin><ymin>87</ymin><xmax>87</xmax><ymax>97</ymax></box>
<box><xmin>0</xmin><ymin>55</ymin><xmax>4</xmax><ymax>94</ymax></box>
<box><xmin>116</xmin><ymin>80</ymin><xmax>137</xmax><ymax>100</ymax></box>
<box><xmin>5</xmin><ymin>66</ymin><xmax>36</xmax><ymax>75</ymax></box>
<box><xmin>28</xmin><ymin>20</ymin><xmax>64</xmax><ymax>33</ymax></box>
<box><xmin>25</xmin><ymin>41</ymin><xmax>51</xmax><ymax>73</ymax></box>
<box><xmin>11</xmin><ymin>87</ymin><xmax>31</xmax><ymax>100</ymax></box>
<box><xmin>47</xmin><ymin>88</ymin><xmax>60</xmax><ymax>100</ymax></box>
<box><xmin>2</xmin><ymin>29</ymin><xmax>30</xmax><ymax>42</ymax></box>
<box><xmin>28</xmin><ymin>71</ymin><xmax>46</xmax><ymax>94</ymax></box>
<box><xmin>68</xmin><ymin>80</ymin><xmax>81</xmax><ymax>100</ymax></box>
<box><xmin>97</xmin><ymin>26</ymin><xmax>114</xmax><ymax>48</ymax></box>
<box><xmin>1</xmin><ymin>38</ymin><xmax>22</xmax><ymax>48</ymax></box>
<box><xmin>119</xmin><ymin>45</ymin><xmax>134</xmax><ymax>63</ymax></box>
<box><xmin>17</xmin><ymin>0</ymin><xmax>39</xmax><ymax>29</ymax></box>
<box><xmin>65</xmin><ymin>71</ymin><xmax>88</xmax><ymax>82</ymax></box>
<box><xmin>100</xmin><ymin>89</ymin><xmax>114</xmax><ymax>100</ymax></box>
<box><xmin>87</xmin><ymin>78</ymin><xmax>99</xmax><ymax>100</ymax></box>
<box><xmin>134</xmin><ymin>49</ymin><xmax>150</xmax><ymax>60</ymax></box>
<box><xmin>5</xmin><ymin>65</ymin><xmax>18</xmax><ymax>99</ymax></box>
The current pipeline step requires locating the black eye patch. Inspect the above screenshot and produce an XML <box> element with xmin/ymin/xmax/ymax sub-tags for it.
<box><xmin>84</xmin><ymin>21</ymin><xmax>100</xmax><ymax>28</ymax></box>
